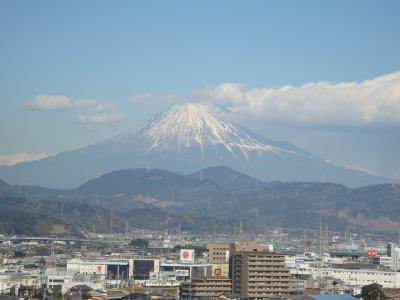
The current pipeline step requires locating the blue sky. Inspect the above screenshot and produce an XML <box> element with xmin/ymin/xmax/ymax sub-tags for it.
<box><xmin>0</xmin><ymin>0</ymin><xmax>399</xmax><ymax>178</ymax></box>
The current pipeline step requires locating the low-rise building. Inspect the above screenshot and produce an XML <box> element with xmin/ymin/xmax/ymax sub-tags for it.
<box><xmin>42</xmin><ymin>270</ymin><xmax>106</xmax><ymax>293</ymax></box>
<box><xmin>160</xmin><ymin>262</ymin><xmax>212</xmax><ymax>280</ymax></box>
<box><xmin>295</xmin><ymin>266</ymin><xmax>400</xmax><ymax>288</ymax></box>
<box><xmin>0</xmin><ymin>272</ymin><xmax>39</xmax><ymax>294</ymax></box>
<box><xmin>66</xmin><ymin>258</ymin><xmax>132</xmax><ymax>280</ymax></box>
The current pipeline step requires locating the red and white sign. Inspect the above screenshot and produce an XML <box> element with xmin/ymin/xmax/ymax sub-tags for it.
<box><xmin>180</xmin><ymin>249</ymin><xmax>195</xmax><ymax>263</ymax></box>
<box><xmin>95</xmin><ymin>265</ymin><xmax>107</xmax><ymax>274</ymax></box>
<box><xmin>367</xmin><ymin>249</ymin><xmax>378</xmax><ymax>257</ymax></box>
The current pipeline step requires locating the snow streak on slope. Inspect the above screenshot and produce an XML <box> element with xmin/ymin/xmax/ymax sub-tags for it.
<box><xmin>110</xmin><ymin>103</ymin><xmax>297</xmax><ymax>159</ymax></box>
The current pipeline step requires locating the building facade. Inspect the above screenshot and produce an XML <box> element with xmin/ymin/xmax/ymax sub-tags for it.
<box><xmin>232</xmin><ymin>251</ymin><xmax>290</xmax><ymax>299</ymax></box>
<box><xmin>207</xmin><ymin>243</ymin><xmax>230</xmax><ymax>263</ymax></box>
<box><xmin>180</xmin><ymin>276</ymin><xmax>232</xmax><ymax>299</ymax></box>
<box><xmin>295</xmin><ymin>266</ymin><xmax>400</xmax><ymax>288</ymax></box>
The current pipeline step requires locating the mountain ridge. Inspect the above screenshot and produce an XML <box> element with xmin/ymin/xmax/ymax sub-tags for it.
<box><xmin>1</xmin><ymin>166</ymin><xmax>400</xmax><ymax>235</ymax></box>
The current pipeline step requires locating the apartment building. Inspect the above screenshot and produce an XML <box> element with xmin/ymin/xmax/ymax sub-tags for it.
<box><xmin>232</xmin><ymin>251</ymin><xmax>290</xmax><ymax>299</ymax></box>
<box><xmin>207</xmin><ymin>241</ymin><xmax>266</xmax><ymax>263</ymax></box>
<box><xmin>180</xmin><ymin>276</ymin><xmax>232</xmax><ymax>299</ymax></box>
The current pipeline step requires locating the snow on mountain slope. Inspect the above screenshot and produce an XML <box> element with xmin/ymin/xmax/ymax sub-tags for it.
<box><xmin>105</xmin><ymin>103</ymin><xmax>296</xmax><ymax>159</ymax></box>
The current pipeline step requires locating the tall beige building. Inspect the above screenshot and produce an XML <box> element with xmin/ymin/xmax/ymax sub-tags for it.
<box><xmin>207</xmin><ymin>241</ymin><xmax>265</xmax><ymax>263</ymax></box>
<box><xmin>207</xmin><ymin>243</ymin><xmax>230</xmax><ymax>262</ymax></box>
<box><xmin>232</xmin><ymin>251</ymin><xmax>290</xmax><ymax>299</ymax></box>
<box><xmin>231</xmin><ymin>240</ymin><xmax>265</xmax><ymax>253</ymax></box>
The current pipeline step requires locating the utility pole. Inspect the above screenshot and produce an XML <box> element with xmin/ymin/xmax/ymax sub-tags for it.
<box><xmin>325</xmin><ymin>223</ymin><xmax>328</xmax><ymax>245</ymax></box>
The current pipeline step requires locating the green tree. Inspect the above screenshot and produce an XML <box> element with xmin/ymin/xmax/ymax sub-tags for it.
<box><xmin>9</xmin><ymin>286</ymin><xmax>16</xmax><ymax>296</ymax></box>
<box><xmin>52</xmin><ymin>288</ymin><xmax>64</xmax><ymax>300</ymax></box>
<box><xmin>361</xmin><ymin>283</ymin><xmax>385</xmax><ymax>300</ymax></box>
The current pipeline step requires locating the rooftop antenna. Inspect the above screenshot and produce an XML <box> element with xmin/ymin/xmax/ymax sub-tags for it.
<box><xmin>278</xmin><ymin>227</ymin><xmax>283</xmax><ymax>245</ymax></box>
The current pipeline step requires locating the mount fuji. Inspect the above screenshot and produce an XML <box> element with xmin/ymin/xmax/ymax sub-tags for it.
<box><xmin>0</xmin><ymin>103</ymin><xmax>388</xmax><ymax>188</ymax></box>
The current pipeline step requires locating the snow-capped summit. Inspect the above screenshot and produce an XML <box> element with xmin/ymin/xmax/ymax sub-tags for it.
<box><xmin>108</xmin><ymin>103</ymin><xmax>293</xmax><ymax>158</ymax></box>
<box><xmin>0</xmin><ymin>103</ymin><xmax>388</xmax><ymax>188</ymax></box>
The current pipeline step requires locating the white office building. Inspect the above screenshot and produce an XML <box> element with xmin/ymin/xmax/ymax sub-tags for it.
<box><xmin>294</xmin><ymin>266</ymin><xmax>400</xmax><ymax>288</ymax></box>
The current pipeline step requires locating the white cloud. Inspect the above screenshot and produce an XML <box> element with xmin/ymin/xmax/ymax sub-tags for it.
<box><xmin>0</xmin><ymin>152</ymin><xmax>48</xmax><ymax>166</ymax></box>
<box><xmin>130</xmin><ymin>71</ymin><xmax>400</xmax><ymax>127</ymax></box>
<box><xmin>24</xmin><ymin>96</ymin><xmax>126</xmax><ymax>125</ymax></box>
<box><xmin>77</xmin><ymin>102</ymin><xmax>126</xmax><ymax>125</ymax></box>
<box><xmin>77</xmin><ymin>112</ymin><xmax>125</xmax><ymax>125</ymax></box>
<box><xmin>24</xmin><ymin>95</ymin><xmax>72</xmax><ymax>111</ymax></box>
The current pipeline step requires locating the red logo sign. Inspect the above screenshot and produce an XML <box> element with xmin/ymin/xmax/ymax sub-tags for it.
<box><xmin>97</xmin><ymin>265</ymin><xmax>102</xmax><ymax>271</ymax></box>
<box><xmin>367</xmin><ymin>249</ymin><xmax>378</xmax><ymax>257</ymax></box>
<box><xmin>182</xmin><ymin>251</ymin><xmax>190</xmax><ymax>259</ymax></box>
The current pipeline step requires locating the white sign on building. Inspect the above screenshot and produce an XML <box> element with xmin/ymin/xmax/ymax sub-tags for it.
<box><xmin>180</xmin><ymin>249</ymin><xmax>195</xmax><ymax>263</ymax></box>
<box><xmin>175</xmin><ymin>269</ymin><xmax>190</xmax><ymax>277</ymax></box>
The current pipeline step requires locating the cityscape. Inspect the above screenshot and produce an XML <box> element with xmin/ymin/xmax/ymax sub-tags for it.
<box><xmin>1</xmin><ymin>1</ymin><xmax>400</xmax><ymax>300</ymax></box>
<box><xmin>2</xmin><ymin>226</ymin><xmax>400</xmax><ymax>299</ymax></box>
